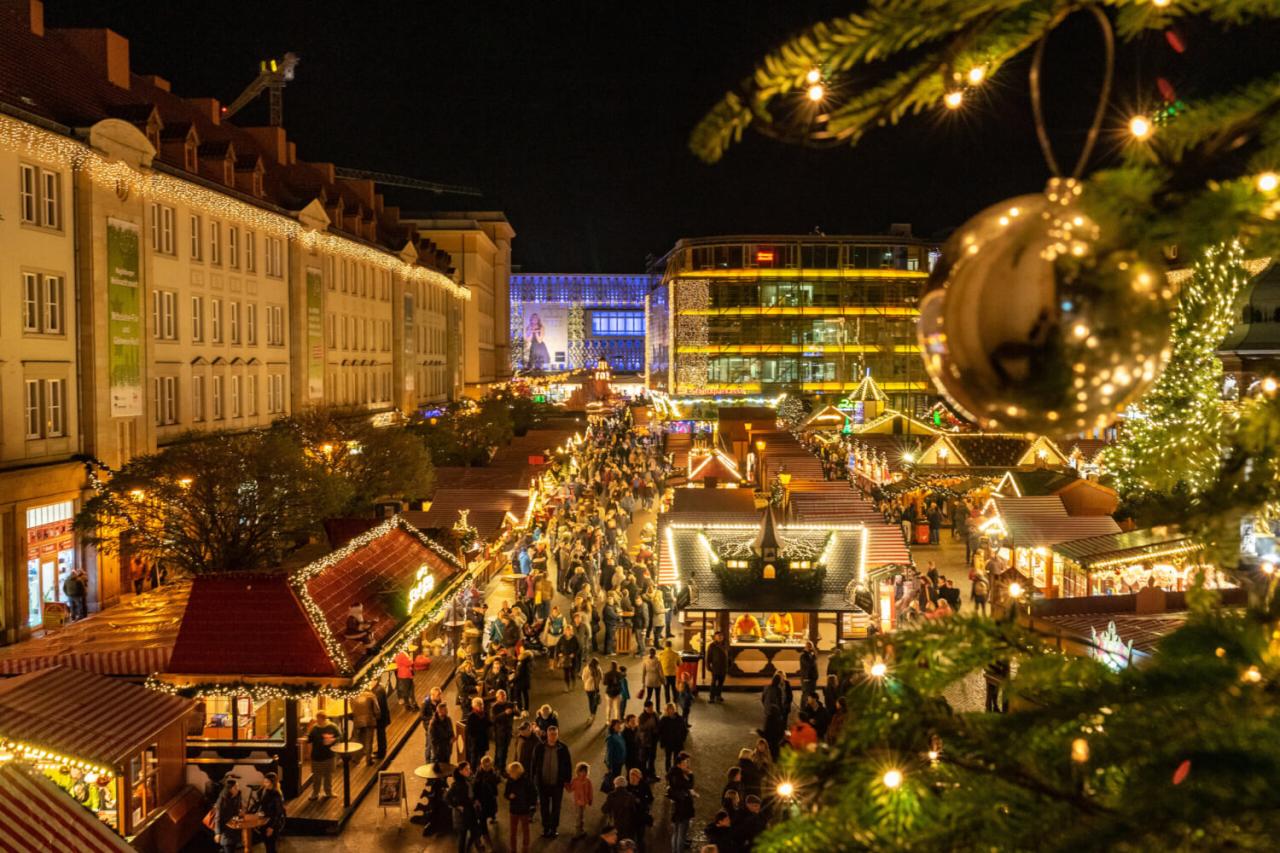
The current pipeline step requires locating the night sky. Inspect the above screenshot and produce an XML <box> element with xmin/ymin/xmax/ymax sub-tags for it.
<box><xmin>48</xmin><ymin>2</ymin><xmax>1280</xmax><ymax>272</ymax></box>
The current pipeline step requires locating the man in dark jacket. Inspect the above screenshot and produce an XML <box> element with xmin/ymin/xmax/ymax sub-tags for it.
<box><xmin>737</xmin><ymin>795</ymin><xmax>767</xmax><ymax>850</ymax></box>
<box><xmin>601</xmin><ymin>778</ymin><xmax>637</xmax><ymax>845</ymax></box>
<box><xmin>490</xmin><ymin>689</ymin><xmax>516</xmax><ymax>772</ymax></box>
<box><xmin>656</xmin><ymin>703</ymin><xmax>688</xmax><ymax>774</ymax></box>
<box><xmin>621</xmin><ymin>714</ymin><xmax>641</xmax><ymax>774</ymax></box>
<box><xmin>463</xmin><ymin>697</ymin><xmax>491</xmax><ymax>770</ymax></box>
<box><xmin>372</xmin><ymin>681</ymin><xmax>392</xmax><ymax>761</ymax></box>
<box><xmin>427</xmin><ymin>702</ymin><xmax>456</xmax><ymax>766</ymax></box>
<box><xmin>513</xmin><ymin>651</ymin><xmax>534</xmax><ymax>713</ymax></box>
<box><xmin>798</xmin><ymin>640</ymin><xmax>819</xmax><ymax>704</ymax></box>
<box><xmin>637</xmin><ymin>702</ymin><xmax>659</xmax><ymax>781</ymax></box>
<box><xmin>530</xmin><ymin>726</ymin><xmax>572</xmax><ymax>838</ymax></box>
<box><xmin>706</xmin><ymin>632</ymin><xmax>729</xmax><ymax>703</ymax></box>
<box><xmin>504</xmin><ymin>762</ymin><xmax>537</xmax><ymax>853</ymax></box>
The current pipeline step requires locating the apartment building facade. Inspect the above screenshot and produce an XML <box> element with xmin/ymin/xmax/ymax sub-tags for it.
<box><xmin>0</xmin><ymin>2</ymin><xmax>489</xmax><ymax>641</ymax></box>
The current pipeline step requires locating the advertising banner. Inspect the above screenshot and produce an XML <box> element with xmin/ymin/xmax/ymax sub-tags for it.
<box><xmin>306</xmin><ymin>267</ymin><xmax>323</xmax><ymax>400</ymax></box>
<box><xmin>403</xmin><ymin>292</ymin><xmax>415</xmax><ymax>392</ymax></box>
<box><xmin>107</xmin><ymin>218</ymin><xmax>143</xmax><ymax>417</ymax></box>
<box><xmin>520</xmin><ymin>303</ymin><xmax>568</xmax><ymax>370</ymax></box>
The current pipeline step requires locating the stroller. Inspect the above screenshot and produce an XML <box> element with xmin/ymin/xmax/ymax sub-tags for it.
<box><xmin>521</xmin><ymin>614</ymin><xmax>549</xmax><ymax>655</ymax></box>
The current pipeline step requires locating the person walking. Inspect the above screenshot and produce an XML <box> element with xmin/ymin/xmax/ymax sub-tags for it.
<box><xmin>504</xmin><ymin>762</ymin><xmax>536</xmax><ymax>853</ymax></box>
<box><xmin>658</xmin><ymin>640</ymin><xmax>681</xmax><ymax>705</ymax></box>
<box><xmin>641</xmin><ymin>648</ymin><xmax>664</xmax><ymax>707</ymax></box>
<box><xmin>532</xmin><ymin>726</ymin><xmax>573</xmax><ymax>838</ymax></box>
<box><xmin>514</xmin><ymin>650</ymin><xmax>534</xmax><ymax>713</ymax></box>
<box><xmin>62</xmin><ymin>569</ymin><xmax>87</xmax><ymax>621</ymax></box>
<box><xmin>706</xmin><ymin>632</ymin><xmax>729</xmax><ymax>704</ymax></box>
<box><xmin>255</xmin><ymin>772</ymin><xmax>285</xmax><ymax>853</ymax></box>
<box><xmin>351</xmin><ymin>688</ymin><xmax>378</xmax><ymax>766</ymax></box>
<box><xmin>666</xmin><ymin>753</ymin><xmax>697</xmax><ymax>853</ymax></box>
<box><xmin>372</xmin><ymin>680</ymin><xmax>391</xmax><ymax>761</ymax></box>
<box><xmin>447</xmin><ymin>762</ymin><xmax>483</xmax><ymax>853</ymax></box>
<box><xmin>475</xmin><ymin>756</ymin><xmax>501</xmax><ymax>829</ymax></box>
<box><xmin>569</xmin><ymin>761</ymin><xmax>594</xmax><ymax>838</ymax></box>
<box><xmin>675</xmin><ymin>673</ymin><xmax>695</xmax><ymax>724</ymax></box>
<box><xmin>657</xmin><ymin>702</ymin><xmax>688</xmax><ymax>774</ymax></box>
<box><xmin>582</xmin><ymin>658</ymin><xmax>603</xmax><ymax>724</ymax></box>
<box><xmin>637</xmin><ymin>702</ymin><xmax>659</xmax><ymax>781</ymax></box>
<box><xmin>973</xmin><ymin>571</ymin><xmax>990</xmax><ymax>616</ymax></box>
<box><xmin>305</xmin><ymin>712</ymin><xmax>341</xmax><ymax>800</ymax></box>
<box><xmin>490</xmin><ymin>689</ymin><xmax>516</xmax><ymax>771</ymax></box>
<box><xmin>603</xmin><ymin>661</ymin><xmax>624</xmax><ymax>722</ymax></box>
<box><xmin>557</xmin><ymin>627</ymin><xmax>583</xmax><ymax>691</ymax></box>
<box><xmin>604</xmin><ymin>720</ymin><xmax>627</xmax><ymax>791</ymax></box>
<box><xmin>464</xmin><ymin>697</ymin><xmax>491</xmax><ymax>770</ymax></box>
<box><xmin>798</xmin><ymin>640</ymin><xmax>819</xmax><ymax>705</ymax></box>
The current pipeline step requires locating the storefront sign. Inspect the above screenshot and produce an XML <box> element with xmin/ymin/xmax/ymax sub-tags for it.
<box><xmin>407</xmin><ymin>564</ymin><xmax>437</xmax><ymax>613</ymax></box>
<box><xmin>1090</xmin><ymin>621</ymin><xmax>1133</xmax><ymax>671</ymax></box>
<box><xmin>107</xmin><ymin>218</ymin><xmax>142</xmax><ymax>417</ymax></box>
<box><xmin>306</xmin><ymin>268</ymin><xmax>324</xmax><ymax>400</ymax></box>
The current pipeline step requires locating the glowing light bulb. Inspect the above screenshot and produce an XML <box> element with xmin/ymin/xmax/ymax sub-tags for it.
<box><xmin>776</xmin><ymin>781</ymin><xmax>795</xmax><ymax>798</ymax></box>
<box><xmin>1071</xmin><ymin>738</ymin><xmax>1090</xmax><ymax>763</ymax></box>
<box><xmin>1151</xmin><ymin>0</ymin><xmax>1171</xmax><ymax>7</ymax></box>
<box><xmin>943</xmin><ymin>90</ymin><xmax>964</xmax><ymax>110</ymax></box>
<box><xmin>1263</xmin><ymin>376</ymin><xmax>1278</xmax><ymax>396</ymax></box>
<box><xmin>1258</xmin><ymin>172</ymin><xmax>1279</xmax><ymax>193</ymax></box>
<box><xmin>1128</xmin><ymin>115</ymin><xmax>1153</xmax><ymax>140</ymax></box>
<box><xmin>927</xmin><ymin>750</ymin><xmax>939</xmax><ymax>761</ymax></box>
<box><xmin>805</xmin><ymin>68</ymin><xmax>822</xmax><ymax>85</ymax></box>
<box><xmin>882</xmin><ymin>769</ymin><xmax>903</xmax><ymax>789</ymax></box>
<box><xmin>1008</xmin><ymin>582</ymin><xmax>1024</xmax><ymax>599</ymax></box>
<box><xmin>870</xmin><ymin>661</ymin><xmax>887</xmax><ymax>678</ymax></box>
<box><xmin>807</xmin><ymin>84</ymin><xmax>825</xmax><ymax>102</ymax></box>
<box><xmin>967</xmin><ymin>65</ymin><xmax>987</xmax><ymax>85</ymax></box>
<box><xmin>1243</xmin><ymin>665</ymin><xmax>1263</xmax><ymax>684</ymax></box>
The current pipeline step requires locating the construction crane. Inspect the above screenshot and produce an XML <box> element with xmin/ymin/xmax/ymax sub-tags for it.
<box><xmin>333</xmin><ymin>167</ymin><xmax>482</xmax><ymax>197</ymax></box>
<box><xmin>222</xmin><ymin>52</ymin><xmax>299</xmax><ymax>126</ymax></box>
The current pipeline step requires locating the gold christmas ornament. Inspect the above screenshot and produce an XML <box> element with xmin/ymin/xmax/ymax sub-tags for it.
<box><xmin>918</xmin><ymin>179</ymin><xmax>1172</xmax><ymax>432</ymax></box>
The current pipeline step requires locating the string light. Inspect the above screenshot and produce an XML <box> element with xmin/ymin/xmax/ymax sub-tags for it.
<box><xmin>805</xmin><ymin>68</ymin><xmax>822</xmax><ymax>85</ymax></box>
<box><xmin>807</xmin><ymin>84</ymin><xmax>826</xmax><ymax>102</ymax></box>
<box><xmin>1257</xmin><ymin>172</ymin><xmax>1279</xmax><ymax>193</ymax></box>
<box><xmin>967</xmin><ymin>66</ymin><xmax>987</xmax><ymax>85</ymax></box>
<box><xmin>1008</xmin><ymin>581</ymin><xmax>1024</xmax><ymax>599</ymax></box>
<box><xmin>944</xmin><ymin>91</ymin><xmax>964</xmax><ymax>110</ymax></box>
<box><xmin>1071</xmin><ymin>738</ymin><xmax>1090</xmax><ymax>763</ymax></box>
<box><xmin>881</xmin><ymin>768</ymin><xmax>903</xmax><ymax>789</ymax></box>
<box><xmin>869</xmin><ymin>660</ymin><xmax>888</xmax><ymax>678</ymax></box>
<box><xmin>776</xmin><ymin>780</ymin><xmax>795</xmax><ymax>798</ymax></box>
<box><xmin>0</xmin><ymin>739</ymin><xmax>114</xmax><ymax>780</ymax></box>
<box><xmin>1151</xmin><ymin>0</ymin><xmax>1171</xmax><ymax>7</ymax></box>
<box><xmin>0</xmin><ymin>112</ymin><xmax>469</xmax><ymax>300</ymax></box>
<box><xmin>1128</xmin><ymin>115</ymin><xmax>1153</xmax><ymax>140</ymax></box>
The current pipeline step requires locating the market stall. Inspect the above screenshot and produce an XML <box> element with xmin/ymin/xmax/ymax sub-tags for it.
<box><xmin>0</xmin><ymin>665</ymin><xmax>197</xmax><ymax>852</ymax></box>
<box><xmin>1049</xmin><ymin>527</ymin><xmax>1223</xmax><ymax>597</ymax></box>
<box><xmin>978</xmin><ymin>496</ymin><xmax>1121</xmax><ymax>598</ymax></box>
<box><xmin>152</xmin><ymin>516</ymin><xmax>471</xmax><ymax>834</ymax></box>
<box><xmin>666</xmin><ymin>508</ymin><xmax>879</xmax><ymax>683</ymax></box>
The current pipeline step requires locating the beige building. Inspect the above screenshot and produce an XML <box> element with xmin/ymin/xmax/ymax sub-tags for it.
<box><xmin>0</xmin><ymin>3</ymin><xmax>490</xmax><ymax>641</ymax></box>
<box><xmin>408</xmin><ymin>213</ymin><xmax>514</xmax><ymax>387</ymax></box>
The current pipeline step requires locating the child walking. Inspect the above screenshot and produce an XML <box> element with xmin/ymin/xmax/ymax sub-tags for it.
<box><xmin>569</xmin><ymin>761</ymin><xmax>594</xmax><ymax>838</ymax></box>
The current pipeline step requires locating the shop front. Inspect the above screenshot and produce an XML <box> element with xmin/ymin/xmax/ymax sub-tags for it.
<box><xmin>1049</xmin><ymin>527</ymin><xmax>1225</xmax><ymax>597</ymax></box>
<box><xmin>23</xmin><ymin>500</ymin><xmax>78</xmax><ymax>630</ymax></box>
<box><xmin>153</xmin><ymin>516</ymin><xmax>471</xmax><ymax>834</ymax></box>
<box><xmin>0</xmin><ymin>665</ymin><xmax>198</xmax><ymax>852</ymax></box>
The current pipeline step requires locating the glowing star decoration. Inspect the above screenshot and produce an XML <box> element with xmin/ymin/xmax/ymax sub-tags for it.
<box><xmin>406</xmin><ymin>564</ymin><xmax>437</xmax><ymax>614</ymax></box>
<box><xmin>1091</xmin><ymin>621</ymin><xmax>1134</xmax><ymax>671</ymax></box>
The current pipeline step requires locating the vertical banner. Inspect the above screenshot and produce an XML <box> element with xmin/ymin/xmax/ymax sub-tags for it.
<box><xmin>403</xmin><ymin>291</ymin><xmax>415</xmax><ymax>392</ymax></box>
<box><xmin>306</xmin><ymin>267</ymin><xmax>323</xmax><ymax>400</ymax></box>
<box><xmin>107</xmin><ymin>218</ymin><xmax>143</xmax><ymax>417</ymax></box>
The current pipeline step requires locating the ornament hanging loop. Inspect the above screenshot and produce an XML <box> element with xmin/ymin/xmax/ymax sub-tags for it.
<box><xmin>1029</xmin><ymin>4</ymin><xmax>1115</xmax><ymax>180</ymax></box>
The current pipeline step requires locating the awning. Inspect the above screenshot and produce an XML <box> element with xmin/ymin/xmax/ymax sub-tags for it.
<box><xmin>1050</xmin><ymin>526</ymin><xmax>1198</xmax><ymax>569</ymax></box>
<box><xmin>0</xmin><ymin>764</ymin><xmax>132</xmax><ymax>853</ymax></box>
<box><xmin>0</xmin><ymin>666</ymin><xmax>193</xmax><ymax>768</ymax></box>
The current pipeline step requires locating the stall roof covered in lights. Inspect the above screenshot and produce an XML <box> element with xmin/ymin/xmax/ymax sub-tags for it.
<box><xmin>161</xmin><ymin>516</ymin><xmax>464</xmax><ymax>687</ymax></box>
<box><xmin>1049</xmin><ymin>526</ymin><xmax>1201</xmax><ymax>570</ymax></box>
<box><xmin>919</xmin><ymin>434</ymin><xmax>1067</xmax><ymax>468</ymax></box>
<box><xmin>984</xmin><ymin>495</ymin><xmax>1121</xmax><ymax>546</ymax></box>
<box><xmin>0</xmin><ymin>666</ymin><xmax>193</xmax><ymax>769</ymax></box>
<box><xmin>688</xmin><ymin>450</ymin><xmax>742</xmax><ymax>484</ymax></box>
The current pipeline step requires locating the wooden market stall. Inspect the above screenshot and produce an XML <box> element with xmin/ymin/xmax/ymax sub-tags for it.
<box><xmin>0</xmin><ymin>763</ymin><xmax>134</xmax><ymax>852</ymax></box>
<box><xmin>979</xmin><ymin>496</ymin><xmax>1121</xmax><ymax>598</ymax></box>
<box><xmin>0</xmin><ymin>666</ymin><xmax>197</xmax><ymax>852</ymax></box>
<box><xmin>152</xmin><ymin>516</ymin><xmax>470</xmax><ymax>834</ymax></box>
<box><xmin>1048</xmin><ymin>526</ymin><xmax>1220</xmax><ymax>597</ymax></box>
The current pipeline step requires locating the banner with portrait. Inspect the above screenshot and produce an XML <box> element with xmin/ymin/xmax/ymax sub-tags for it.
<box><xmin>519</xmin><ymin>304</ymin><xmax>568</xmax><ymax>370</ymax></box>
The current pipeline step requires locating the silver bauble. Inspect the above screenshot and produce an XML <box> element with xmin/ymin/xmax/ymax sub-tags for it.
<box><xmin>918</xmin><ymin>178</ymin><xmax>1172</xmax><ymax>434</ymax></box>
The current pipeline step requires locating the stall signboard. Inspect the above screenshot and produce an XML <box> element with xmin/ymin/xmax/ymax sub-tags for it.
<box><xmin>519</xmin><ymin>304</ymin><xmax>568</xmax><ymax>370</ymax></box>
<box><xmin>306</xmin><ymin>268</ymin><xmax>324</xmax><ymax>400</ymax></box>
<box><xmin>407</xmin><ymin>565</ymin><xmax>437</xmax><ymax>614</ymax></box>
<box><xmin>107</xmin><ymin>218</ymin><xmax>143</xmax><ymax>417</ymax></box>
<box><xmin>378</xmin><ymin>771</ymin><xmax>406</xmax><ymax>807</ymax></box>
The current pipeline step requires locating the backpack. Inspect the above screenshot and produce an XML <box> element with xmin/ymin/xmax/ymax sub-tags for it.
<box><xmin>974</xmin><ymin>577</ymin><xmax>989</xmax><ymax>596</ymax></box>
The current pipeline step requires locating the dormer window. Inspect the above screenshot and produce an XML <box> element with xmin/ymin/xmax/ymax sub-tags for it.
<box><xmin>183</xmin><ymin>139</ymin><xmax>197</xmax><ymax>171</ymax></box>
<box><xmin>223</xmin><ymin>156</ymin><xmax>234</xmax><ymax>186</ymax></box>
<box><xmin>252</xmin><ymin>170</ymin><xmax>263</xmax><ymax>196</ymax></box>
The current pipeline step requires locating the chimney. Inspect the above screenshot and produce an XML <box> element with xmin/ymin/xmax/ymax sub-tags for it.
<box><xmin>142</xmin><ymin>74</ymin><xmax>170</xmax><ymax>92</ymax></box>
<box><xmin>28</xmin><ymin>0</ymin><xmax>42</xmax><ymax>35</ymax></box>
<box><xmin>55</xmin><ymin>28</ymin><xmax>132</xmax><ymax>89</ymax></box>
<box><xmin>186</xmin><ymin>97</ymin><xmax>221</xmax><ymax>125</ymax></box>
<box><xmin>243</xmin><ymin>126</ymin><xmax>288</xmax><ymax>164</ymax></box>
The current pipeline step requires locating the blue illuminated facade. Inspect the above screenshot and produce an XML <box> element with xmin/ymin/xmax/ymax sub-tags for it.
<box><xmin>510</xmin><ymin>273</ymin><xmax>656</xmax><ymax>372</ymax></box>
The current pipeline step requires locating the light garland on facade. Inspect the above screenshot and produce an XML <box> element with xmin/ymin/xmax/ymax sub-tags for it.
<box><xmin>0</xmin><ymin>113</ymin><xmax>468</xmax><ymax>300</ymax></box>
<box><xmin>1085</xmin><ymin>541</ymin><xmax>1202</xmax><ymax>570</ymax></box>
<box><xmin>674</xmin><ymin>279</ymin><xmax>711</xmax><ymax>393</ymax></box>
<box><xmin>0</xmin><ymin>738</ymin><xmax>114</xmax><ymax>780</ymax></box>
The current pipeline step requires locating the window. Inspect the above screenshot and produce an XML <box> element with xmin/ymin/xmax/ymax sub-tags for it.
<box><xmin>22</xmin><ymin>272</ymin><xmax>64</xmax><ymax>334</ymax></box>
<box><xmin>591</xmin><ymin>311</ymin><xmax>644</xmax><ymax>337</ymax></box>
<box><xmin>19</xmin><ymin>163</ymin><xmax>61</xmax><ymax>228</ymax></box>
<box><xmin>129</xmin><ymin>745</ymin><xmax>160</xmax><ymax>826</ymax></box>
<box><xmin>153</xmin><ymin>376</ymin><xmax>177</xmax><ymax>425</ymax></box>
<box><xmin>245</xmin><ymin>231</ymin><xmax>256</xmax><ymax>273</ymax></box>
<box><xmin>149</xmin><ymin>203</ymin><xmax>175</xmax><ymax>254</ymax></box>
<box><xmin>25</xmin><ymin>378</ymin><xmax>66</xmax><ymax>438</ymax></box>
<box><xmin>151</xmin><ymin>290</ymin><xmax>177</xmax><ymax>340</ymax></box>
<box><xmin>246</xmin><ymin>374</ymin><xmax>258</xmax><ymax>416</ymax></box>
<box><xmin>192</xmin><ymin>374</ymin><xmax>205</xmax><ymax>422</ymax></box>
<box><xmin>209</xmin><ymin>221</ymin><xmax>221</xmax><ymax>265</ymax></box>
<box><xmin>267</xmin><ymin>374</ymin><xmax>285</xmax><ymax>414</ymax></box>
<box><xmin>191</xmin><ymin>296</ymin><xmax>204</xmax><ymax>342</ymax></box>
<box><xmin>228</xmin><ymin>226</ymin><xmax>240</xmax><ymax>268</ymax></box>
<box><xmin>189</xmin><ymin>213</ymin><xmax>203</xmax><ymax>260</ymax></box>
<box><xmin>246</xmin><ymin>304</ymin><xmax>258</xmax><ymax>345</ymax></box>
<box><xmin>266</xmin><ymin>305</ymin><xmax>284</xmax><ymax>345</ymax></box>
<box><xmin>212</xmin><ymin>375</ymin><xmax>224</xmax><ymax>419</ymax></box>
<box><xmin>229</xmin><ymin>301</ymin><xmax>240</xmax><ymax>344</ymax></box>
<box><xmin>230</xmin><ymin>374</ymin><xmax>242</xmax><ymax>417</ymax></box>
<box><xmin>265</xmin><ymin>237</ymin><xmax>284</xmax><ymax>277</ymax></box>
<box><xmin>211</xmin><ymin>299</ymin><xmax>223</xmax><ymax>343</ymax></box>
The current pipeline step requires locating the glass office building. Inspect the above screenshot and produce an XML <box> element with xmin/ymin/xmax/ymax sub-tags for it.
<box><xmin>510</xmin><ymin>274</ymin><xmax>657</xmax><ymax>373</ymax></box>
<box><xmin>648</xmin><ymin>229</ymin><xmax>940</xmax><ymax>412</ymax></box>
